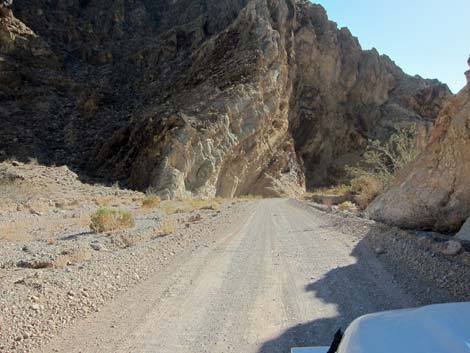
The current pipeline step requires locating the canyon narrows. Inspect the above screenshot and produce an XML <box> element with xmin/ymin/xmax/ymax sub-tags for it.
<box><xmin>1</xmin><ymin>0</ymin><xmax>451</xmax><ymax>198</ymax></box>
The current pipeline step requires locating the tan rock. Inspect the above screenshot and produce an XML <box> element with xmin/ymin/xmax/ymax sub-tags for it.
<box><xmin>367</xmin><ymin>86</ymin><xmax>470</xmax><ymax>232</ymax></box>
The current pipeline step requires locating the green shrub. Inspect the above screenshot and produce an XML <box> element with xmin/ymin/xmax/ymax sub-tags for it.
<box><xmin>347</xmin><ymin>124</ymin><xmax>420</xmax><ymax>187</ymax></box>
<box><xmin>90</xmin><ymin>208</ymin><xmax>135</xmax><ymax>233</ymax></box>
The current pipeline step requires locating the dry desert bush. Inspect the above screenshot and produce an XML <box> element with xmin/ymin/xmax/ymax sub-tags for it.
<box><xmin>337</xmin><ymin>201</ymin><xmax>358</xmax><ymax>213</ymax></box>
<box><xmin>141</xmin><ymin>194</ymin><xmax>161</xmax><ymax>208</ymax></box>
<box><xmin>350</xmin><ymin>175</ymin><xmax>384</xmax><ymax>209</ymax></box>
<box><xmin>310</xmin><ymin>184</ymin><xmax>352</xmax><ymax>196</ymax></box>
<box><xmin>239</xmin><ymin>194</ymin><xmax>263</xmax><ymax>200</ymax></box>
<box><xmin>159</xmin><ymin>219</ymin><xmax>176</xmax><ymax>236</ymax></box>
<box><xmin>54</xmin><ymin>248</ymin><xmax>92</xmax><ymax>268</ymax></box>
<box><xmin>0</xmin><ymin>220</ymin><xmax>32</xmax><ymax>242</ymax></box>
<box><xmin>161</xmin><ymin>198</ymin><xmax>222</xmax><ymax>215</ymax></box>
<box><xmin>161</xmin><ymin>202</ymin><xmax>178</xmax><ymax>215</ymax></box>
<box><xmin>90</xmin><ymin>208</ymin><xmax>135</xmax><ymax>233</ymax></box>
<box><xmin>120</xmin><ymin>234</ymin><xmax>139</xmax><ymax>248</ymax></box>
<box><xmin>94</xmin><ymin>195</ymin><xmax>117</xmax><ymax>207</ymax></box>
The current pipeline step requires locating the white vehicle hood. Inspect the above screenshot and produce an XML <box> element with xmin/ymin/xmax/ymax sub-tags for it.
<box><xmin>339</xmin><ymin>302</ymin><xmax>470</xmax><ymax>353</ymax></box>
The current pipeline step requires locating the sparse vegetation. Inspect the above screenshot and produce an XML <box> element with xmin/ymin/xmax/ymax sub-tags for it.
<box><xmin>350</xmin><ymin>175</ymin><xmax>384</xmax><ymax>209</ymax></box>
<box><xmin>141</xmin><ymin>194</ymin><xmax>161</xmax><ymax>208</ymax></box>
<box><xmin>161</xmin><ymin>198</ymin><xmax>222</xmax><ymax>215</ymax></box>
<box><xmin>90</xmin><ymin>208</ymin><xmax>135</xmax><ymax>233</ymax></box>
<box><xmin>347</xmin><ymin>124</ymin><xmax>420</xmax><ymax>187</ymax></box>
<box><xmin>239</xmin><ymin>194</ymin><xmax>262</xmax><ymax>200</ymax></box>
<box><xmin>161</xmin><ymin>201</ymin><xmax>178</xmax><ymax>215</ymax></box>
<box><xmin>54</xmin><ymin>248</ymin><xmax>92</xmax><ymax>268</ymax></box>
<box><xmin>321</xmin><ymin>124</ymin><xmax>421</xmax><ymax>209</ymax></box>
<box><xmin>94</xmin><ymin>195</ymin><xmax>115</xmax><ymax>207</ymax></box>
<box><xmin>159</xmin><ymin>219</ymin><xmax>176</xmax><ymax>236</ymax></box>
<box><xmin>0</xmin><ymin>220</ymin><xmax>31</xmax><ymax>242</ymax></box>
<box><xmin>304</xmin><ymin>125</ymin><xmax>419</xmax><ymax>210</ymax></box>
<box><xmin>337</xmin><ymin>201</ymin><xmax>357</xmax><ymax>213</ymax></box>
<box><xmin>120</xmin><ymin>234</ymin><xmax>138</xmax><ymax>248</ymax></box>
<box><xmin>310</xmin><ymin>184</ymin><xmax>352</xmax><ymax>196</ymax></box>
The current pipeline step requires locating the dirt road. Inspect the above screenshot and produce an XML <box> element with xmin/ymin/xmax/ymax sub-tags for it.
<box><xmin>41</xmin><ymin>199</ymin><xmax>421</xmax><ymax>353</ymax></box>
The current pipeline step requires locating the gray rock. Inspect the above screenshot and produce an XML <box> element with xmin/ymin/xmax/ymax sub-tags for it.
<box><xmin>90</xmin><ymin>243</ymin><xmax>103</xmax><ymax>251</ymax></box>
<box><xmin>456</xmin><ymin>217</ymin><xmax>470</xmax><ymax>242</ymax></box>
<box><xmin>441</xmin><ymin>240</ymin><xmax>463</xmax><ymax>256</ymax></box>
<box><xmin>374</xmin><ymin>247</ymin><xmax>385</xmax><ymax>255</ymax></box>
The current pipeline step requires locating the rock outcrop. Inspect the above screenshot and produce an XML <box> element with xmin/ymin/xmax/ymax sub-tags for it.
<box><xmin>456</xmin><ymin>217</ymin><xmax>470</xmax><ymax>242</ymax></box>
<box><xmin>367</xmin><ymin>83</ymin><xmax>470</xmax><ymax>232</ymax></box>
<box><xmin>0</xmin><ymin>0</ymin><xmax>451</xmax><ymax>198</ymax></box>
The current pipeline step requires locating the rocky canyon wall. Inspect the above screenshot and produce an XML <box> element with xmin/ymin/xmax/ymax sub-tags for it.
<box><xmin>367</xmin><ymin>82</ymin><xmax>470</xmax><ymax>233</ymax></box>
<box><xmin>0</xmin><ymin>0</ymin><xmax>451</xmax><ymax>198</ymax></box>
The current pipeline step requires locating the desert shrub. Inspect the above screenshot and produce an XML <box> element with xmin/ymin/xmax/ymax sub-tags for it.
<box><xmin>90</xmin><ymin>208</ymin><xmax>135</xmax><ymax>233</ymax></box>
<box><xmin>54</xmin><ymin>248</ymin><xmax>91</xmax><ymax>268</ymax></box>
<box><xmin>311</xmin><ymin>184</ymin><xmax>352</xmax><ymax>195</ymax></box>
<box><xmin>161</xmin><ymin>198</ymin><xmax>222</xmax><ymax>214</ymax></box>
<box><xmin>0</xmin><ymin>220</ymin><xmax>32</xmax><ymax>242</ymax></box>
<box><xmin>347</xmin><ymin>124</ymin><xmax>420</xmax><ymax>187</ymax></box>
<box><xmin>159</xmin><ymin>219</ymin><xmax>176</xmax><ymax>236</ymax></box>
<box><xmin>337</xmin><ymin>201</ymin><xmax>357</xmax><ymax>212</ymax></box>
<box><xmin>239</xmin><ymin>194</ymin><xmax>262</xmax><ymax>200</ymax></box>
<box><xmin>161</xmin><ymin>202</ymin><xmax>178</xmax><ymax>215</ymax></box>
<box><xmin>350</xmin><ymin>175</ymin><xmax>384</xmax><ymax>209</ymax></box>
<box><xmin>195</xmin><ymin>199</ymin><xmax>221</xmax><ymax>211</ymax></box>
<box><xmin>142</xmin><ymin>194</ymin><xmax>161</xmax><ymax>208</ymax></box>
<box><xmin>120</xmin><ymin>234</ymin><xmax>138</xmax><ymax>248</ymax></box>
<box><xmin>94</xmin><ymin>195</ymin><xmax>115</xmax><ymax>206</ymax></box>
<box><xmin>179</xmin><ymin>198</ymin><xmax>220</xmax><ymax>211</ymax></box>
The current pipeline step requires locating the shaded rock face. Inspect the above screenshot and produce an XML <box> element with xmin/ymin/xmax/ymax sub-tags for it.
<box><xmin>288</xmin><ymin>4</ymin><xmax>451</xmax><ymax>188</ymax></box>
<box><xmin>367</xmin><ymin>86</ymin><xmax>470</xmax><ymax>232</ymax></box>
<box><xmin>0</xmin><ymin>0</ymin><xmax>451</xmax><ymax>198</ymax></box>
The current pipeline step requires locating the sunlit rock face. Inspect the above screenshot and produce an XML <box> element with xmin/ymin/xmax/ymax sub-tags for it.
<box><xmin>367</xmin><ymin>84</ymin><xmax>470</xmax><ymax>233</ymax></box>
<box><xmin>1</xmin><ymin>0</ymin><xmax>450</xmax><ymax>198</ymax></box>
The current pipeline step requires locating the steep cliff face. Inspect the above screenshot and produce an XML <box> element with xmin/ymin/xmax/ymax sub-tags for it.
<box><xmin>0</xmin><ymin>0</ymin><xmax>451</xmax><ymax>198</ymax></box>
<box><xmin>367</xmin><ymin>84</ymin><xmax>470</xmax><ymax>232</ymax></box>
<box><xmin>289</xmin><ymin>3</ymin><xmax>451</xmax><ymax>188</ymax></box>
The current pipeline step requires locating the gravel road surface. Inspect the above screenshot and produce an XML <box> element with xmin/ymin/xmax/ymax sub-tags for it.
<box><xmin>41</xmin><ymin>199</ymin><xmax>429</xmax><ymax>353</ymax></box>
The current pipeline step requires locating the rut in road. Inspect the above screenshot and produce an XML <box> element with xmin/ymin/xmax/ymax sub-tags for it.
<box><xmin>42</xmin><ymin>199</ymin><xmax>419</xmax><ymax>353</ymax></box>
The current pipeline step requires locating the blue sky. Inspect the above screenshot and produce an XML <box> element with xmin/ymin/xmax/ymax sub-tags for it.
<box><xmin>312</xmin><ymin>0</ymin><xmax>469</xmax><ymax>93</ymax></box>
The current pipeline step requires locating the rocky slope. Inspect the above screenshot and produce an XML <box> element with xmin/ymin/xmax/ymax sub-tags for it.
<box><xmin>367</xmin><ymin>80</ymin><xmax>470</xmax><ymax>233</ymax></box>
<box><xmin>0</xmin><ymin>0</ymin><xmax>451</xmax><ymax>198</ymax></box>
<box><xmin>0</xmin><ymin>161</ymin><xmax>250</xmax><ymax>352</ymax></box>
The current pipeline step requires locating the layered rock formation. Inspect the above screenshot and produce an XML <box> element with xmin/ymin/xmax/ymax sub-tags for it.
<box><xmin>0</xmin><ymin>0</ymin><xmax>451</xmax><ymax>198</ymax></box>
<box><xmin>367</xmin><ymin>82</ymin><xmax>470</xmax><ymax>233</ymax></box>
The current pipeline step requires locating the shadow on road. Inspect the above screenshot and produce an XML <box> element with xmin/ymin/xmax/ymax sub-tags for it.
<box><xmin>257</xmin><ymin>222</ymin><xmax>444</xmax><ymax>353</ymax></box>
<box><xmin>257</xmin><ymin>242</ymin><xmax>366</xmax><ymax>352</ymax></box>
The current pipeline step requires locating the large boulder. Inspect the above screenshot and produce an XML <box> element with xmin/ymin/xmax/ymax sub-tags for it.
<box><xmin>367</xmin><ymin>84</ymin><xmax>470</xmax><ymax>232</ymax></box>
